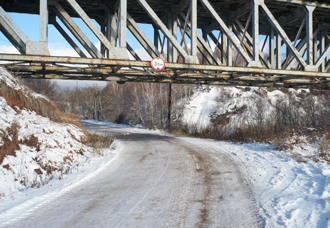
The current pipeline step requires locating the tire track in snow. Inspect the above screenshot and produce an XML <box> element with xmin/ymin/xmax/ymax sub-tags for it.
<box><xmin>169</xmin><ymin>138</ymin><xmax>263</xmax><ymax>228</ymax></box>
<box><xmin>159</xmin><ymin>140</ymin><xmax>198</xmax><ymax>228</ymax></box>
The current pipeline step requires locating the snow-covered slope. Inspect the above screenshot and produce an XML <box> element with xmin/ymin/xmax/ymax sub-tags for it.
<box><xmin>0</xmin><ymin>68</ymin><xmax>92</xmax><ymax>200</ymax></box>
<box><xmin>182</xmin><ymin>86</ymin><xmax>330</xmax><ymax>160</ymax></box>
<box><xmin>183</xmin><ymin>86</ymin><xmax>293</xmax><ymax>128</ymax></box>
<box><xmin>182</xmin><ymin>137</ymin><xmax>330</xmax><ymax>228</ymax></box>
<box><xmin>182</xmin><ymin>87</ymin><xmax>218</xmax><ymax>127</ymax></box>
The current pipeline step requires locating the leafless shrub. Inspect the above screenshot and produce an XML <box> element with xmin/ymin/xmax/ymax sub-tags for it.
<box><xmin>0</xmin><ymin>122</ymin><xmax>20</xmax><ymax>164</ymax></box>
<box><xmin>87</xmin><ymin>133</ymin><xmax>114</xmax><ymax>155</ymax></box>
<box><xmin>320</xmin><ymin>133</ymin><xmax>330</xmax><ymax>162</ymax></box>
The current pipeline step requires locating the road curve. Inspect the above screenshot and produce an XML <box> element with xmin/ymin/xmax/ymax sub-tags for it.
<box><xmin>10</xmin><ymin>123</ymin><xmax>264</xmax><ymax>228</ymax></box>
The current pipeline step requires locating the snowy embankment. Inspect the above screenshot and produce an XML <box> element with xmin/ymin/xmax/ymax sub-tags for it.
<box><xmin>182</xmin><ymin>86</ymin><xmax>330</xmax><ymax>159</ymax></box>
<box><xmin>181</xmin><ymin>137</ymin><xmax>330</xmax><ymax>227</ymax></box>
<box><xmin>0</xmin><ymin>68</ymin><xmax>102</xmax><ymax>203</ymax></box>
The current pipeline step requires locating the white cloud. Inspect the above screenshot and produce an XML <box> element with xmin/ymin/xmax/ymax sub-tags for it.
<box><xmin>131</xmin><ymin>47</ymin><xmax>153</xmax><ymax>61</ymax></box>
<box><xmin>0</xmin><ymin>45</ymin><xmax>19</xmax><ymax>54</ymax></box>
<box><xmin>48</xmin><ymin>43</ymin><xmax>82</xmax><ymax>57</ymax></box>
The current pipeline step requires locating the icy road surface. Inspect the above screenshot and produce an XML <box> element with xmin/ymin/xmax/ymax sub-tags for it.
<box><xmin>3</xmin><ymin>122</ymin><xmax>263</xmax><ymax>228</ymax></box>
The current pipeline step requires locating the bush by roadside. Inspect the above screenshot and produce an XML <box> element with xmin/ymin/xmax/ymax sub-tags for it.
<box><xmin>170</xmin><ymin>122</ymin><xmax>330</xmax><ymax>163</ymax></box>
<box><xmin>87</xmin><ymin>133</ymin><xmax>114</xmax><ymax>155</ymax></box>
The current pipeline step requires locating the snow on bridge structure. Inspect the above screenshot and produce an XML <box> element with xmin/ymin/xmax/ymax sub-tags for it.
<box><xmin>1</xmin><ymin>0</ymin><xmax>330</xmax><ymax>89</ymax></box>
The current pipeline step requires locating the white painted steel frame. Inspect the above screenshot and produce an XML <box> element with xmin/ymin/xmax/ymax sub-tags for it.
<box><xmin>0</xmin><ymin>0</ymin><xmax>330</xmax><ymax>88</ymax></box>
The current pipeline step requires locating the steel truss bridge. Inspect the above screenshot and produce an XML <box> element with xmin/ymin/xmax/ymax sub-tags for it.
<box><xmin>0</xmin><ymin>0</ymin><xmax>330</xmax><ymax>89</ymax></box>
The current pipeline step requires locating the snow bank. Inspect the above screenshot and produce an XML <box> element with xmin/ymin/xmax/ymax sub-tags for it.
<box><xmin>0</xmin><ymin>68</ymin><xmax>93</xmax><ymax>201</ymax></box>
<box><xmin>181</xmin><ymin>137</ymin><xmax>330</xmax><ymax>228</ymax></box>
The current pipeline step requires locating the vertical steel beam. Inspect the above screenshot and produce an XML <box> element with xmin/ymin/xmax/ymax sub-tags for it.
<box><xmin>39</xmin><ymin>0</ymin><xmax>48</xmax><ymax>42</ymax></box>
<box><xmin>270</xmin><ymin>27</ymin><xmax>275</xmax><ymax>68</ymax></box>
<box><xmin>119</xmin><ymin>0</ymin><xmax>127</xmax><ymax>48</ymax></box>
<box><xmin>305</xmin><ymin>5</ymin><xmax>315</xmax><ymax>66</ymax></box>
<box><xmin>168</xmin><ymin>83</ymin><xmax>172</xmax><ymax>131</ymax></box>
<box><xmin>106</xmin><ymin>13</ymin><xmax>111</xmax><ymax>41</ymax></box>
<box><xmin>191</xmin><ymin>0</ymin><xmax>197</xmax><ymax>57</ymax></box>
<box><xmin>276</xmin><ymin>32</ymin><xmax>281</xmax><ymax>69</ymax></box>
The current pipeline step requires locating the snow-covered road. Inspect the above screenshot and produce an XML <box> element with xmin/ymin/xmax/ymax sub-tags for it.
<box><xmin>2</xmin><ymin>122</ymin><xmax>329</xmax><ymax>227</ymax></box>
<box><xmin>2</xmin><ymin>123</ymin><xmax>263</xmax><ymax>227</ymax></box>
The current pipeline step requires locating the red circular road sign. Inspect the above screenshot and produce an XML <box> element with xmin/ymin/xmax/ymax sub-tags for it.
<box><xmin>151</xmin><ymin>57</ymin><xmax>165</xmax><ymax>71</ymax></box>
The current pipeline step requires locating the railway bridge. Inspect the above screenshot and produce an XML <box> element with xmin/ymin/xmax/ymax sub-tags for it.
<box><xmin>0</xmin><ymin>0</ymin><xmax>330</xmax><ymax>89</ymax></box>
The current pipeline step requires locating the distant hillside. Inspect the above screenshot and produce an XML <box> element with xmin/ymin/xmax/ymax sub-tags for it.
<box><xmin>0</xmin><ymin>68</ymin><xmax>92</xmax><ymax>197</ymax></box>
<box><xmin>181</xmin><ymin>85</ymin><xmax>330</xmax><ymax>162</ymax></box>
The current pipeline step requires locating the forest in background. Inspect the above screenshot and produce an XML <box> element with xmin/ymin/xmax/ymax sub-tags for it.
<box><xmin>20</xmin><ymin>78</ymin><xmax>330</xmax><ymax>162</ymax></box>
<box><xmin>21</xmin><ymin>78</ymin><xmax>194</xmax><ymax>129</ymax></box>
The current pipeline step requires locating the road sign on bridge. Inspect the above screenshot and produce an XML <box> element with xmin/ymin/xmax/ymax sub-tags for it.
<box><xmin>151</xmin><ymin>57</ymin><xmax>165</xmax><ymax>71</ymax></box>
<box><xmin>1</xmin><ymin>0</ymin><xmax>330</xmax><ymax>89</ymax></box>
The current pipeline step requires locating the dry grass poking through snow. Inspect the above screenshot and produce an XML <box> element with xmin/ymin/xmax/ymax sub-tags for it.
<box><xmin>87</xmin><ymin>133</ymin><xmax>114</xmax><ymax>155</ymax></box>
<box><xmin>320</xmin><ymin>133</ymin><xmax>330</xmax><ymax>162</ymax></box>
<box><xmin>0</xmin><ymin>73</ymin><xmax>82</xmax><ymax>128</ymax></box>
<box><xmin>0</xmin><ymin>68</ymin><xmax>115</xmax><ymax>194</ymax></box>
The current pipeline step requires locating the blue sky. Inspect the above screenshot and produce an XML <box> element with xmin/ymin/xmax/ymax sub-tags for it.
<box><xmin>0</xmin><ymin>12</ymin><xmax>155</xmax><ymax>88</ymax></box>
<box><xmin>0</xmin><ymin>12</ymin><xmax>151</xmax><ymax>51</ymax></box>
<box><xmin>0</xmin><ymin>11</ymin><xmax>303</xmax><ymax>88</ymax></box>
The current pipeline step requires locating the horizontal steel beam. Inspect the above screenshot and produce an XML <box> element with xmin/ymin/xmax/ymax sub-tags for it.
<box><xmin>272</xmin><ymin>0</ymin><xmax>330</xmax><ymax>9</ymax></box>
<box><xmin>2</xmin><ymin>54</ymin><xmax>330</xmax><ymax>80</ymax></box>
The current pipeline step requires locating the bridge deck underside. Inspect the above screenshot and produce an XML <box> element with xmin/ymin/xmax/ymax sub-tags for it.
<box><xmin>2</xmin><ymin>54</ymin><xmax>330</xmax><ymax>89</ymax></box>
<box><xmin>1</xmin><ymin>0</ymin><xmax>330</xmax><ymax>89</ymax></box>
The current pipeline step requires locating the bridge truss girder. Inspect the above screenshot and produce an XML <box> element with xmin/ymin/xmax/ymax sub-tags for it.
<box><xmin>0</xmin><ymin>0</ymin><xmax>330</xmax><ymax>89</ymax></box>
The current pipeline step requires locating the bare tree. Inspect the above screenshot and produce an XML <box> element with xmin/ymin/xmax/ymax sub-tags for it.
<box><xmin>21</xmin><ymin>79</ymin><xmax>59</xmax><ymax>100</ymax></box>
